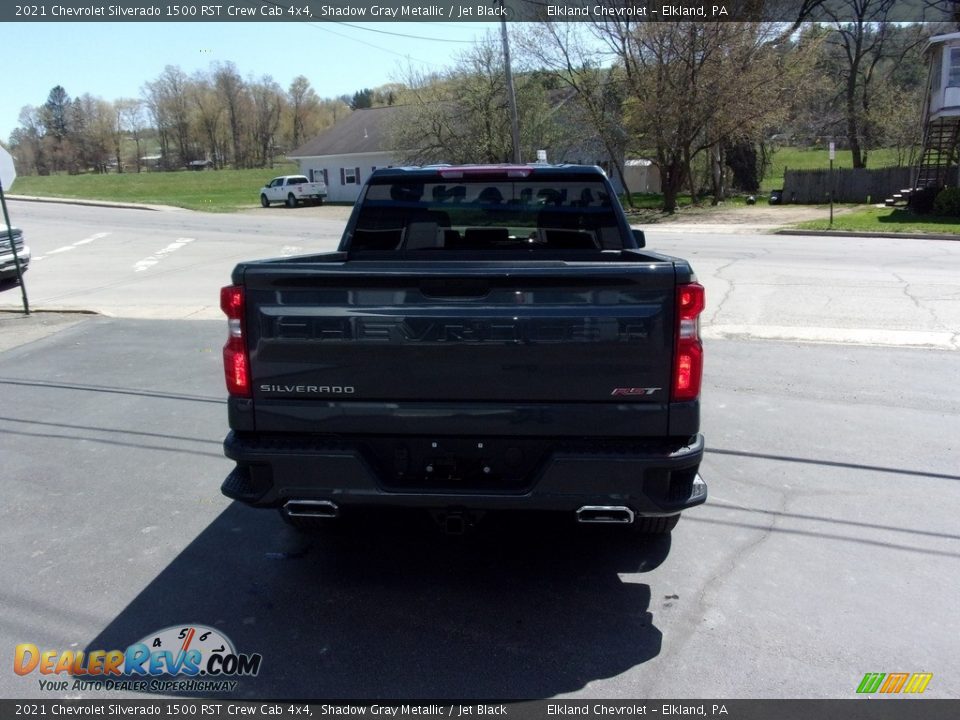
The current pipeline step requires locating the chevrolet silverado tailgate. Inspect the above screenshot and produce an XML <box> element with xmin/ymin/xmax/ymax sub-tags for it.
<box><xmin>242</xmin><ymin>258</ymin><xmax>676</xmax><ymax>412</ymax></box>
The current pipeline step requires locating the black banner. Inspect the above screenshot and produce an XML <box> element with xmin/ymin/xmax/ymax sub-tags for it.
<box><xmin>3</xmin><ymin>0</ymin><xmax>957</xmax><ymax>23</ymax></box>
<box><xmin>2</xmin><ymin>701</ymin><xmax>960</xmax><ymax>720</ymax></box>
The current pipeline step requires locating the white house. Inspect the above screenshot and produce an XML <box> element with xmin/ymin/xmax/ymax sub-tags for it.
<box><xmin>288</xmin><ymin>102</ymin><xmax>647</xmax><ymax>199</ymax></box>
<box><xmin>914</xmin><ymin>32</ymin><xmax>960</xmax><ymax>189</ymax></box>
<box><xmin>287</xmin><ymin>106</ymin><xmax>404</xmax><ymax>203</ymax></box>
<box><xmin>927</xmin><ymin>31</ymin><xmax>960</xmax><ymax>121</ymax></box>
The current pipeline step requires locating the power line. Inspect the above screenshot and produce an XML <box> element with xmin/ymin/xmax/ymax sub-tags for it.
<box><xmin>300</xmin><ymin>22</ymin><xmax>441</xmax><ymax>66</ymax></box>
<box><xmin>256</xmin><ymin>2</ymin><xmax>450</xmax><ymax>66</ymax></box>
<box><xmin>332</xmin><ymin>22</ymin><xmax>478</xmax><ymax>43</ymax></box>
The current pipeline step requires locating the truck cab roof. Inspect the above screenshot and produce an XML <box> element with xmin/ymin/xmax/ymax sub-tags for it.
<box><xmin>369</xmin><ymin>164</ymin><xmax>607</xmax><ymax>180</ymax></box>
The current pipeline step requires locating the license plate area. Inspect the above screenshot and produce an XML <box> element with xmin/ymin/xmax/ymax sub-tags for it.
<box><xmin>361</xmin><ymin>437</ymin><xmax>552</xmax><ymax>493</ymax></box>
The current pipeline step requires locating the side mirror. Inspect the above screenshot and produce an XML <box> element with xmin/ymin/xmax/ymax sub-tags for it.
<box><xmin>632</xmin><ymin>229</ymin><xmax>646</xmax><ymax>248</ymax></box>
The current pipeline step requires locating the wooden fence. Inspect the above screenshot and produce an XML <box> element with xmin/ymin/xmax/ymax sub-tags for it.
<box><xmin>782</xmin><ymin>166</ymin><xmax>915</xmax><ymax>204</ymax></box>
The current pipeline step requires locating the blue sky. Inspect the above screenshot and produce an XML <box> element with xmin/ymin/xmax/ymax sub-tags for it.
<box><xmin>2</xmin><ymin>21</ymin><xmax>501</xmax><ymax>142</ymax></box>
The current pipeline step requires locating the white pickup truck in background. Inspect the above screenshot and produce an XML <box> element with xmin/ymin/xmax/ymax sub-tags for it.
<box><xmin>260</xmin><ymin>175</ymin><xmax>327</xmax><ymax>208</ymax></box>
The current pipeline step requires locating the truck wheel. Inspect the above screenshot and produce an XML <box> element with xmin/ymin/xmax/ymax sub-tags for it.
<box><xmin>316</xmin><ymin>197</ymin><xmax>324</xmax><ymax>206</ymax></box>
<box><xmin>286</xmin><ymin>193</ymin><xmax>297</xmax><ymax>208</ymax></box>
<box><xmin>260</xmin><ymin>194</ymin><xmax>269</xmax><ymax>208</ymax></box>
<box><xmin>634</xmin><ymin>514</ymin><xmax>680</xmax><ymax>534</ymax></box>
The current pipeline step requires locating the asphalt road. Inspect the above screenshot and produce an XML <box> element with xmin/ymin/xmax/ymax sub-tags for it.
<box><xmin>1</xmin><ymin>202</ymin><xmax>958</xmax><ymax>700</ymax></box>
<box><xmin>0</xmin><ymin>201</ymin><xmax>346</xmax><ymax>319</ymax></box>
<box><xmin>3</xmin><ymin>201</ymin><xmax>958</xmax><ymax>354</ymax></box>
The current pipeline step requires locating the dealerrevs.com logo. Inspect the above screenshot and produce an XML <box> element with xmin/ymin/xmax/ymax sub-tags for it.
<box><xmin>15</xmin><ymin>624</ymin><xmax>262</xmax><ymax>693</ymax></box>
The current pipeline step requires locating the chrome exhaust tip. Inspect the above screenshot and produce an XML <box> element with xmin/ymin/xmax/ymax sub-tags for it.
<box><xmin>283</xmin><ymin>499</ymin><xmax>340</xmax><ymax>519</ymax></box>
<box><xmin>576</xmin><ymin>505</ymin><xmax>635</xmax><ymax>524</ymax></box>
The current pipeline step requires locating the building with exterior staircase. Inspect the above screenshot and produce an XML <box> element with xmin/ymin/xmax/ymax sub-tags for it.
<box><xmin>886</xmin><ymin>31</ymin><xmax>960</xmax><ymax>208</ymax></box>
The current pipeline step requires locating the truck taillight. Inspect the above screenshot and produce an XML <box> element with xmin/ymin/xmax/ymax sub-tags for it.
<box><xmin>220</xmin><ymin>285</ymin><xmax>251</xmax><ymax>397</ymax></box>
<box><xmin>672</xmin><ymin>282</ymin><xmax>705</xmax><ymax>402</ymax></box>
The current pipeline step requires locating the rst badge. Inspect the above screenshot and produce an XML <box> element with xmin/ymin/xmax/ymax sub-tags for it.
<box><xmin>611</xmin><ymin>387</ymin><xmax>662</xmax><ymax>397</ymax></box>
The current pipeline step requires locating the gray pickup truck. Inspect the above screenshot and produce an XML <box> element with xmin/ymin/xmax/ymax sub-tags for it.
<box><xmin>221</xmin><ymin>165</ymin><xmax>706</xmax><ymax>536</ymax></box>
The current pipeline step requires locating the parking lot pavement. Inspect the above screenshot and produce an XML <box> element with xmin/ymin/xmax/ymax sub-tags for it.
<box><xmin>1</xmin><ymin>318</ymin><xmax>957</xmax><ymax>699</ymax></box>
<box><xmin>0</xmin><ymin>311</ymin><xmax>91</xmax><ymax>353</ymax></box>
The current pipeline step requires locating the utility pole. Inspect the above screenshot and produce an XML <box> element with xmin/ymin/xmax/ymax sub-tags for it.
<box><xmin>498</xmin><ymin>1</ymin><xmax>521</xmax><ymax>163</ymax></box>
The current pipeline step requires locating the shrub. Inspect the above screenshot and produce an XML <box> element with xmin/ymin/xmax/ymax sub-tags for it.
<box><xmin>933</xmin><ymin>187</ymin><xmax>960</xmax><ymax>217</ymax></box>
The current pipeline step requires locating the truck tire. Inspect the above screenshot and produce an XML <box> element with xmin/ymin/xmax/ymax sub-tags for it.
<box><xmin>634</xmin><ymin>514</ymin><xmax>680</xmax><ymax>534</ymax></box>
<box><xmin>260</xmin><ymin>194</ymin><xmax>270</xmax><ymax>208</ymax></box>
<box><xmin>286</xmin><ymin>193</ymin><xmax>297</xmax><ymax>208</ymax></box>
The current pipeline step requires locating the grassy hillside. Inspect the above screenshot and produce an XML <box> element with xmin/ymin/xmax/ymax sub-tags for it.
<box><xmin>10</xmin><ymin>163</ymin><xmax>300</xmax><ymax>212</ymax></box>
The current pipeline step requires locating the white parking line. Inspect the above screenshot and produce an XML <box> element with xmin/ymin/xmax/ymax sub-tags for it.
<box><xmin>73</xmin><ymin>232</ymin><xmax>110</xmax><ymax>247</ymax></box>
<box><xmin>703</xmin><ymin>324</ymin><xmax>957</xmax><ymax>350</ymax></box>
<box><xmin>33</xmin><ymin>232</ymin><xmax>112</xmax><ymax>261</ymax></box>
<box><xmin>133</xmin><ymin>238</ymin><xmax>195</xmax><ymax>273</ymax></box>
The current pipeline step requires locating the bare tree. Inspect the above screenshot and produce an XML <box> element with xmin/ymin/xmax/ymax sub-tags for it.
<box><xmin>287</xmin><ymin>75</ymin><xmax>319</xmax><ymax>150</ymax></box>
<box><xmin>518</xmin><ymin>23</ymin><xmax>634</xmax><ymax>204</ymax></box>
<box><xmin>214</xmin><ymin>62</ymin><xmax>248</xmax><ymax>168</ymax></box>
<box><xmin>190</xmin><ymin>74</ymin><xmax>225</xmax><ymax>168</ymax></box>
<box><xmin>391</xmin><ymin>35</ymin><xmax>572</xmax><ymax>165</ymax></box>
<box><xmin>142</xmin><ymin>66</ymin><xmax>195</xmax><ymax>168</ymax></box>
<box><xmin>250</xmin><ymin>76</ymin><xmax>284</xmax><ymax>168</ymax></box>
<box><xmin>14</xmin><ymin>106</ymin><xmax>47</xmax><ymax>175</ymax></box>
<box><xmin>142</xmin><ymin>80</ymin><xmax>171</xmax><ymax>168</ymax></box>
<box><xmin>821</xmin><ymin>0</ymin><xmax>899</xmax><ymax>168</ymax></box>
<box><xmin>116</xmin><ymin>99</ymin><xmax>146</xmax><ymax>172</ymax></box>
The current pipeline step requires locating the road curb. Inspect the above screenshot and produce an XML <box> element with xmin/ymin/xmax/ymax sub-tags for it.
<box><xmin>0</xmin><ymin>308</ymin><xmax>100</xmax><ymax>316</ymax></box>
<box><xmin>776</xmin><ymin>229</ymin><xmax>960</xmax><ymax>241</ymax></box>
<box><xmin>6</xmin><ymin>195</ymin><xmax>166</xmax><ymax>212</ymax></box>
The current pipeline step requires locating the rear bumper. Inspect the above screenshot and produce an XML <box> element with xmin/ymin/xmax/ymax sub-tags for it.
<box><xmin>222</xmin><ymin>432</ymin><xmax>706</xmax><ymax>517</ymax></box>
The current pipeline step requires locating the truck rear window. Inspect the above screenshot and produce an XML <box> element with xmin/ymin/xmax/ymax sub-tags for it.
<box><xmin>287</xmin><ymin>176</ymin><xmax>310</xmax><ymax>185</ymax></box>
<box><xmin>350</xmin><ymin>179</ymin><xmax>626</xmax><ymax>252</ymax></box>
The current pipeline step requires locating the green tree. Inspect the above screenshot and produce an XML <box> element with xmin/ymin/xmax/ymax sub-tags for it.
<box><xmin>599</xmin><ymin>21</ymin><xmax>810</xmax><ymax>211</ymax></box>
<box><xmin>350</xmin><ymin>88</ymin><xmax>373</xmax><ymax>110</ymax></box>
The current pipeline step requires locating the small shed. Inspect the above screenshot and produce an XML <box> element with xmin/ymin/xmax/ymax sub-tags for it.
<box><xmin>622</xmin><ymin>159</ymin><xmax>662</xmax><ymax>194</ymax></box>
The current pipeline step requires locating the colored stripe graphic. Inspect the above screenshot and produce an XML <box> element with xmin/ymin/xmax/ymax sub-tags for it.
<box><xmin>879</xmin><ymin>673</ymin><xmax>910</xmax><ymax>693</ymax></box>
<box><xmin>857</xmin><ymin>673</ymin><xmax>885</xmax><ymax>693</ymax></box>
<box><xmin>903</xmin><ymin>673</ymin><xmax>933</xmax><ymax>694</ymax></box>
<box><xmin>857</xmin><ymin>672</ymin><xmax>933</xmax><ymax>694</ymax></box>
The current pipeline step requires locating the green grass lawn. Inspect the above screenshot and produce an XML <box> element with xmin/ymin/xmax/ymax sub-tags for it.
<box><xmin>7</xmin><ymin>146</ymin><xmax>917</xmax><ymax>213</ymax></box>
<box><xmin>792</xmin><ymin>207</ymin><xmax>960</xmax><ymax>234</ymax></box>
<box><xmin>9</xmin><ymin>163</ymin><xmax>300</xmax><ymax>212</ymax></box>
